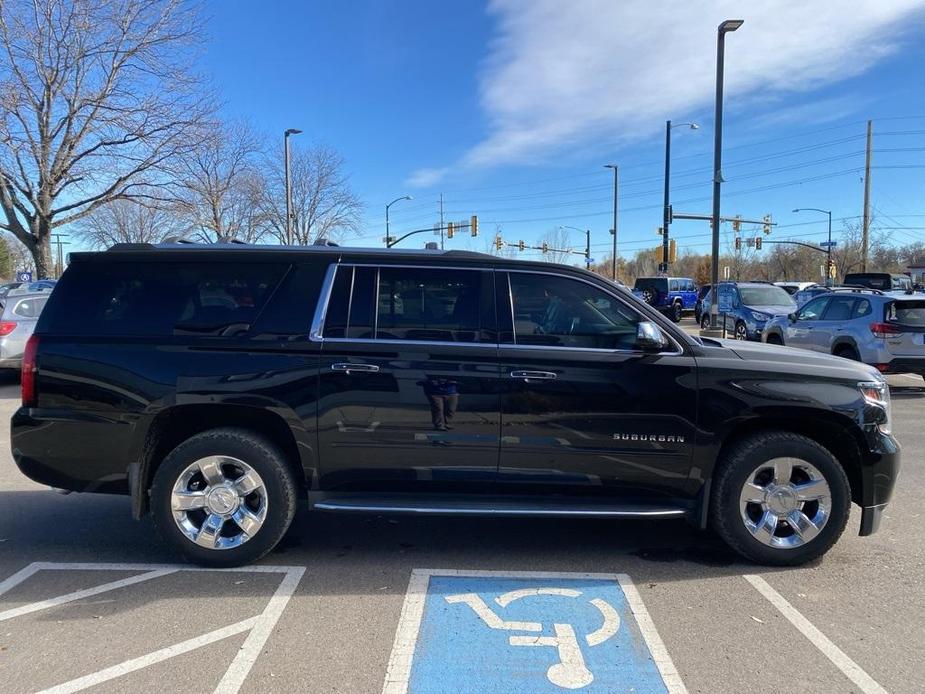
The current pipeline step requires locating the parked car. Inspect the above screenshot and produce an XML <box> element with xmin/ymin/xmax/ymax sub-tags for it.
<box><xmin>843</xmin><ymin>273</ymin><xmax>913</xmax><ymax>292</ymax></box>
<box><xmin>775</xmin><ymin>281</ymin><xmax>819</xmax><ymax>295</ymax></box>
<box><xmin>763</xmin><ymin>287</ymin><xmax>925</xmax><ymax>378</ymax></box>
<box><xmin>699</xmin><ymin>281</ymin><xmax>797</xmax><ymax>340</ymax></box>
<box><xmin>13</xmin><ymin>243</ymin><xmax>898</xmax><ymax>568</ymax></box>
<box><xmin>0</xmin><ymin>292</ymin><xmax>50</xmax><ymax>370</ymax></box>
<box><xmin>26</xmin><ymin>280</ymin><xmax>56</xmax><ymax>292</ymax></box>
<box><xmin>632</xmin><ymin>276</ymin><xmax>697</xmax><ymax>322</ymax></box>
<box><xmin>792</xmin><ymin>285</ymin><xmax>833</xmax><ymax>307</ymax></box>
<box><xmin>694</xmin><ymin>284</ymin><xmax>713</xmax><ymax>324</ymax></box>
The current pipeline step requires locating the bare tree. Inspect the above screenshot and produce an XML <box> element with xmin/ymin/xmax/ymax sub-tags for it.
<box><xmin>175</xmin><ymin>121</ymin><xmax>267</xmax><ymax>243</ymax></box>
<box><xmin>538</xmin><ymin>226</ymin><xmax>574</xmax><ymax>264</ymax></box>
<box><xmin>0</xmin><ymin>0</ymin><xmax>211</xmax><ymax>277</ymax></box>
<box><xmin>73</xmin><ymin>197</ymin><xmax>183</xmax><ymax>248</ymax></box>
<box><xmin>258</xmin><ymin>144</ymin><xmax>362</xmax><ymax>245</ymax></box>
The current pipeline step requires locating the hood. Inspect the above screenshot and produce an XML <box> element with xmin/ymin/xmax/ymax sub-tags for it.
<box><xmin>720</xmin><ymin>338</ymin><xmax>881</xmax><ymax>380</ymax></box>
<box><xmin>745</xmin><ymin>304</ymin><xmax>795</xmax><ymax>316</ymax></box>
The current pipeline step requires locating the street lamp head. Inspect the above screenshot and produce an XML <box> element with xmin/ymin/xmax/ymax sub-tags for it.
<box><xmin>689</xmin><ymin>123</ymin><xmax>700</xmax><ymax>130</ymax></box>
<box><xmin>603</xmin><ymin>164</ymin><xmax>617</xmax><ymax>170</ymax></box>
<box><xmin>285</xmin><ymin>128</ymin><xmax>302</xmax><ymax>136</ymax></box>
<box><xmin>792</xmin><ymin>208</ymin><xmax>802</xmax><ymax>213</ymax></box>
<box><xmin>719</xmin><ymin>19</ymin><xmax>744</xmax><ymax>33</ymax></box>
<box><xmin>404</xmin><ymin>195</ymin><xmax>413</xmax><ymax>201</ymax></box>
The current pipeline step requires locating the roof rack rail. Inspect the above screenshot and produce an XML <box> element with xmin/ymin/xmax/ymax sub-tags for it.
<box><xmin>107</xmin><ymin>243</ymin><xmax>155</xmax><ymax>251</ymax></box>
<box><xmin>832</xmin><ymin>285</ymin><xmax>885</xmax><ymax>295</ymax></box>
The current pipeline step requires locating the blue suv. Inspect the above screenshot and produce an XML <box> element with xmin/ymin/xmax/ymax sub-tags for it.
<box><xmin>699</xmin><ymin>281</ymin><xmax>796</xmax><ymax>340</ymax></box>
<box><xmin>632</xmin><ymin>276</ymin><xmax>698</xmax><ymax>322</ymax></box>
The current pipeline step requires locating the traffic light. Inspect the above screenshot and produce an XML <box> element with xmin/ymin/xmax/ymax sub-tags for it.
<box><xmin>732</xmin><ymin>216</ymin><xmax>741</xmax><ymax>232</ymax></box>
<box><xmin>470</xmin><ymin>215</ymin><xmax>479</xmax><ymax>237</ymax></box>
<box><xmin>494</xmin><ymin>235</ymin><xmax>503</xmax><ymax>251</ymax></box>
<box><xmin>518</xmin><ymin>239</ymin><xmax>525</xmax><ymax>251</ymax></box>
<box><xmin>669</xmin><ymin>239</ymin><xmax>677</xmax><ymax>263</ymax></box>
<box><xmin>734</xmin><ymin>236</ymin><xmax>742</xmax><ymax>251</ymax></box>
<box><xmin>755</xmin><ymin>236</ymin><xmax>762</xmax><ymax>250</ymax></box>
<box><xmin>541</xmin><ymin>241</ymin><xmax>548</xmax><ymax>254</ymax></box>
<box><xmin>763</xmin><ymin>214</ymin><xmax>772</xmax><ymax>234</ymax></box>
<box><xmin>446</xmin><ymin>222</ymin><xmax>455</xmax><ymax>239</ymax></box>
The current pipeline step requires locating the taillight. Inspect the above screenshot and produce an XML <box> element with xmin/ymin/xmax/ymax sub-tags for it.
<box><xmin>0</xmin><ymin>321</ymin><xmax>16</xmax><ymax>336</ymax></box>
<box><xmin>870</xmin><ymin>322</ymin><xmax>902</xmax><ymax>338</ymax></box>
<box><xmin>21</xmin><ymin>334</ymin><xmax>38</xmax><ymax>407</ymax></box>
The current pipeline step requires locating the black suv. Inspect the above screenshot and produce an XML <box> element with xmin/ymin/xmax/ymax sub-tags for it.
<box><xmin>12</xmin><ymin>244</ymin><xmax>899</xmax><ymax>567</ymax></box>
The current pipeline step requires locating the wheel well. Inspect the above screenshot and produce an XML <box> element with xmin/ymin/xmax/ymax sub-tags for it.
<box><xmin>715</xmin><ymin>417</ymin><xmax>864</xmax><ymax>507</ymax></box>
<box><xmin>139</xmin><ymin>405</ymin><xmax>305</xmax><ymax>514</ymax></box>
<box><xmin>832</xmin><ymin>340</ymin><xmax>858</xmax><ymax>356</ymax></box>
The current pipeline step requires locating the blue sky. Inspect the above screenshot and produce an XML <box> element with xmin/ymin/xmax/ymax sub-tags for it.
<box><xmin>202</xmin><ymin>0</ymin><xmax>925</xmax><ymax>261</ymax></box>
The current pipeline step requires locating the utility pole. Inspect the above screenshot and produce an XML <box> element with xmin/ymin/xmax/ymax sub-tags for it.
<box><xmin>604</xmin><ymin>164</ymin><xmax>618</xmax><ymax>281</ymax></box>
<box><xmin>51</xmin><ymin>233</ymin><xmax>70</xmax><ymax>278</ymax></box>
<box><xmin>663</xmin><ymin>120</ymin><xmax>672</xmax><ymax>272</ymax></box>
<box><xmin>708</xmin><ymin>19</ymin><xmax>743</xmax><ymax>332</ymax></box>
<box><xmin>861</xmin><ymin>119</ymin><xmax>873</xmax><ymax>272</ymax></box>
<box><xmin>439</xmin><ymin>193</ymin><xmax>445</xmax><ymax>250</ymax></box>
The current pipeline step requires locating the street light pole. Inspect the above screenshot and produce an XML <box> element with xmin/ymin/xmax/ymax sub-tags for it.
<box><xmin>604</xmin><ymin>164</ymin><xmax>618</xmax><ymax>281</ymax></box>
<box><xmin>559</xmin><ymin>225</ymin><xmax>592</xmax><ymax>267</ymax></box>
<box><xmin>385</xmin><ymin>195</ymin><xmax>413</xmax><ymax>247</ymax></box>
<box><xmin>793</xmin><ymin>207</ymin><xmax>834</xmax><ymax>286</ymax></box>
<box><xmin>708</xmin><ymin>19</ymin><xmax>743</xmax><ymax>331</ymax></box>
<box><xmin>662</xmin><ymin>121</ymin><xmax>698</xmax><ymax>272</ymax></box>
<box><xmin>284</xmin><ymin>128</ymin><xmax>302</xmax><ymax>245</ymax></box>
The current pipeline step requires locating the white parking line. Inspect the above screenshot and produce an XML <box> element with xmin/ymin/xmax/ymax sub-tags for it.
<box><xmin>744</xmin><ymin>575</ymin><xmax>888</xmax><ymax>694</ymax></box>
<box><xmin>0</xmin><ymin>562</ymin><xmax>304</xmax><ymax>694</ymax></box>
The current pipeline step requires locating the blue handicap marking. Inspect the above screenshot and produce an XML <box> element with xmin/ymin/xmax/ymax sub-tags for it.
<box><xmin>406</xmin><ymin>573</ymin><xmax>673</xmax><ymax>693</ymax></box>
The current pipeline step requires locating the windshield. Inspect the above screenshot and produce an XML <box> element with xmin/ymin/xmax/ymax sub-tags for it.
<box><xmin>738</xmin><ymin>286</ymin><xmax>796</xmax><ymax>307</ymax></box>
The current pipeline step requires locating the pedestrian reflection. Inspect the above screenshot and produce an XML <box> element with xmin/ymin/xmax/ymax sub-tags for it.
<box><xmin>419</xmin><ymin>376</ymin><xmax>459</xmax><ymax>431</ymax></box>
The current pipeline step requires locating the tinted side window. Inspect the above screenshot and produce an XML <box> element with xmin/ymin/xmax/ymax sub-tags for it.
<box><xmin>669</xmin><ymin>279</ymin><xmax>679</xmax><ymax>291</ymax></box>
<box><xmin>822</xmin><ymin>296</ymin><xmax>855</xmax><ymax>321</ymax></box>
<box><xmin>509</xmin><ymin>273</ymin><xmax>642</xmax><ymax>350</ymax></box>
<box><xmin>376</xmin><ymin>267</ymin><xmax>484</xmax><ymax>343</ymax></box>
<box><xmin>12</xmin><ymin>298</ymin><xmax>43</xmax><ymax>318</ymax></box>
<box><xmin>43</xmin><ymin>262</ymin><xmax>287</xmax><ymax>337</ymax></box>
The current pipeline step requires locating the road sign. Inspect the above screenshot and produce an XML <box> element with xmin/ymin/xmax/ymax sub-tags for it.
<box><xmin>384</xmin><ymin>570</ymin><xmax>684</xmax><ymax>693</ymax></box>
<box><xmin>819</xmin><ymin>241</ymin><xmax>837</xmax><ymax>248</ymax></box>
<box><xmin>16</xmin><ymin>271</ymin><xmax>32</xmax><ymax>283</ymax></box>
<box><xmin>718</xmin><ymin>284</ymin><xmax>735</xmax><ymax>313</ymax></box>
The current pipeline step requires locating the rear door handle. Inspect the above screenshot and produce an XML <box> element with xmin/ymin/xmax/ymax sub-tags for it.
<box><xmin>510</xmin><ymin>370</ymin><xmax>557</xmax><ymax>382</ymax></box>
<box><xmin>331</xmin><ymin>363</ymin><xmax>380</xmax><ymax>374</ymax></box>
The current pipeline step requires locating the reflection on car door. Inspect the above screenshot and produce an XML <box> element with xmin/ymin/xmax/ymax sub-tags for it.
<box><xmin>496</xmin><ymin>270</ymin><xmax>698</xmax><ymax>502</ymax></box>
<box><xmin>785</xmin><ymin>296</ymin><xmax>829</xmax><ymax>350</ymax></box>
<box><xmin>316</xmin><ymin>264</ymin><xmax>502</xmax><ymax>494</ymax></box>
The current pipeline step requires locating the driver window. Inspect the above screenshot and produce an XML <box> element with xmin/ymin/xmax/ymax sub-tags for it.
<box><xmin>509</xmin><ymin>273</ymin><xmax>642</xmax><ymax>350</ymax></box>
<box><xmin>797</xmin><ymin>296</ymin><xmax>829</xmax><ymax>321</ymax></box>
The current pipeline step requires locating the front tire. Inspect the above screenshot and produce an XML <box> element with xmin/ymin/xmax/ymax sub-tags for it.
<box><xmin>765</xmin><ymin>333</ymin><xmax>783</xmax><ymax>345</ymax></box>
<box><xmin>710</xmin><ymin>431</ymin><xmax>850</xmax><ymax>566</ymax></box>
<box><xmin>151</xmin><ymin>428</ymin><xmax>298</xmax><ymax>567</ymax></box>
<box><xmin>733</xmin><ymin>321</ymin><xmax>748</xmax><ymax>340</ymax></box>
<box><xmin>670</xmin><ymin>302</ymin><xmax>683</xmax><ymax>323</ymax></box>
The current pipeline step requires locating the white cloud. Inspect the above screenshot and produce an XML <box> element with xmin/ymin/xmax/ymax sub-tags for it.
<box><xmin>407</xmin><ymin>0</ymin><xmax>925</xmax><ymax>186</ymax></box>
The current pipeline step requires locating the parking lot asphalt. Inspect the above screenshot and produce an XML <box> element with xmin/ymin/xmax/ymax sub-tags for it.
<box><xmin>0</xmin><ymin>339</ymin><xmax>923</xmax><ymax>693</ymax></box>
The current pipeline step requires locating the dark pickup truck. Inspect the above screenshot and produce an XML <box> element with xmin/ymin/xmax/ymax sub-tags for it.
<box><xmin>12</xmin><ymin>244</ymin><xmax>899</xmax><ymax>567</ymax></box>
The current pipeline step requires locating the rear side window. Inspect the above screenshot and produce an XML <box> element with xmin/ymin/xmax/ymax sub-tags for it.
<box><xmin>377</xmin><ymin>267</ymin><xmax>485</xmax><ymax>342</ymax></box>
<box><xmin>323</xmin><ymin>266</ymin><xmax>375</xmax><ymax>339</ymax></box>
<box><xmin>43</xmin><ymin>262</ymin><xmax>288</xmax><ymax>337</ymax></box>
<box><xmin>852</xmin><ymin>299</ymin><xmax>872</xmax><ymax>319</ymax></box>
<box><xmin>669</xmin><ymin>279</ymin><xmax>679</xmax><ymax>291</ymax></box>
<box><xmin>821</xmin><ymin>296</ymin><xmax>855</xmax><ymax>321</ymax></box>
<box><xmin>12</xmin><ymin>297</ymin><xmax>47</xmax><ymax>318</ymax></box>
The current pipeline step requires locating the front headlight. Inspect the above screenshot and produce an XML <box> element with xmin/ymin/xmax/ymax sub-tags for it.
<box><xmin>859</xmin><ymin>380</ymin><xmax>892</xmax><ymax>435</ymax></box>
<box><xmin>750</xmin><ymin>310</ymin><xmax>771</xmax><ymax>322</ymax></box>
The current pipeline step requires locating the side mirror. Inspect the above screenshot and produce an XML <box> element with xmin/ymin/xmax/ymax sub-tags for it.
<box><xmin>636</xmin><ymin>321</ymin><xmax>668</xmax><ymax>351</ymax></box>
<box><xmin>788</xmin><ymin>312</ymin><xmax>797</xmax><ymax>323</ymax></box>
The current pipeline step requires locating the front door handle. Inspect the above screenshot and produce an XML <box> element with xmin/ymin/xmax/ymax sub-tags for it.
<box><xmin>510</xmin><ymin>370</ymin><xmax>557</xmax><ymax>382</ymax></box>
<box><xmin>331</xmin><ymin>363</ymin><xmax>380</xmax><ymax>374</ymax></box>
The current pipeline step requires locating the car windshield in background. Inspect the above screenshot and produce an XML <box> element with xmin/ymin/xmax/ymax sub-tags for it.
<box><xmin>890</xmin><ymin>301</ymin><xmax>925</xmax><ymax>326</ymax></box>
<box><xmin>739</xmin><ymin>286</ymin><xmax>796</xmax><ymax>307</ymax></box>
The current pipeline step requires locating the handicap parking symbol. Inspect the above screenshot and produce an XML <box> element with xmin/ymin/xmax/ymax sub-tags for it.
<box><xmin>384</xmin><ymin>570</ymin><xmax>685</xmax><ymax>694</ymax></box>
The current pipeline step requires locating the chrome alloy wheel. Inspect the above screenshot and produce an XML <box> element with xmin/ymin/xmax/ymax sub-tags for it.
<box><xmin>171</xmin><ymin>456</ymin><xmax>268</xmax><ymax>550</ymax></box>
<box><xmin>739</xmin><ymin>457</ymin><xmax>831</xmax><ymax>549</ymax></box>
<box><xmin>734</xmin><ymin>322</ymin><xmax>748</xmax><ymax>340</ymax></box>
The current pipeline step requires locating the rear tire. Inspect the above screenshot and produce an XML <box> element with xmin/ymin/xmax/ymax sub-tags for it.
<box><xmin>734</xmin><ymin>321</ymin><xmax>748</xmax><ymax>340</ymax></box>
<box><xmin>700</xmin><ymin>314</ymin><xmax>711</xmax><ymax>330</ymax></box>
<box><xmin>151</xmin><ymin>428</ymin><xmax>298</xmax><ymax>567</ymax></box>
<box><xmin>834</xmin><ymin>345</ymin><xmax>860</xmax><ymax>361</ymax></box>
<box><xmin>710</xmin><ymin>431</ymin><xmax>850</xmax><ymax>566</ymax></box>
<box><xmin>670</xmin><ymin>302</ymin><xmax>683</xmax><ymax>323</ymax></box>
